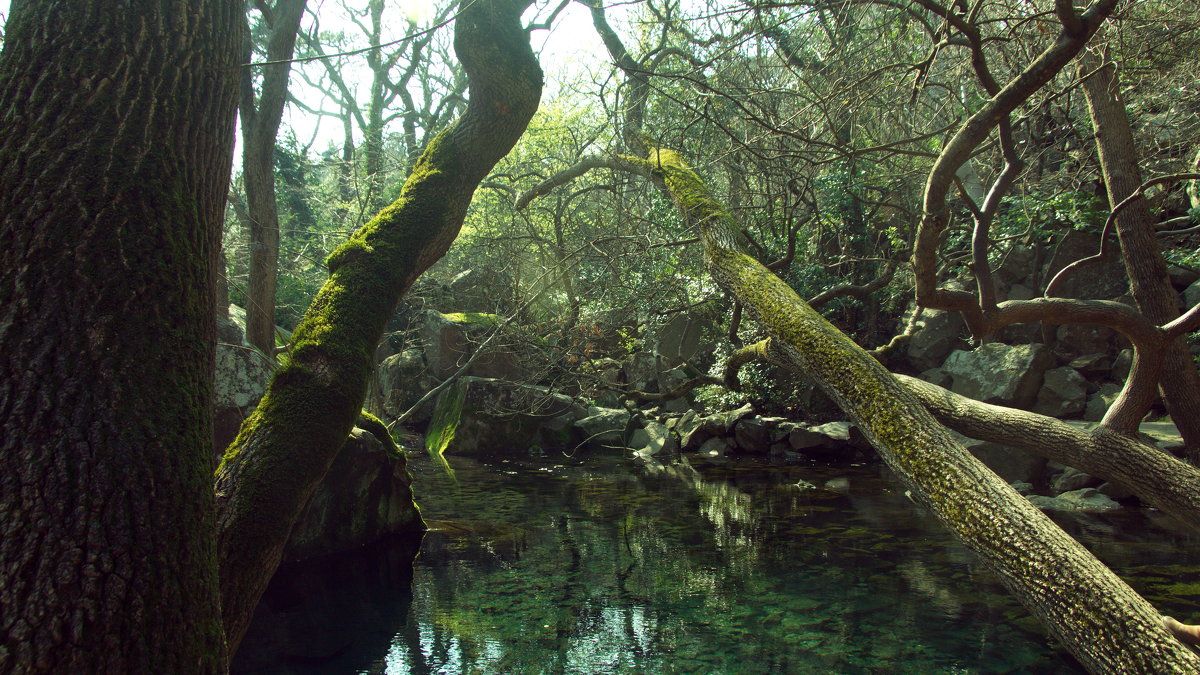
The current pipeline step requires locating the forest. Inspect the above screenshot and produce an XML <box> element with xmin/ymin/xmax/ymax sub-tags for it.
<box><xmin>2</xmin><ymin>0</ymin><xmax>1200</xmax><ymax>672</ymax></box>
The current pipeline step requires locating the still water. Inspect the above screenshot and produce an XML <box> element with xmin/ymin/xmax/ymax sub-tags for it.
<box><xmin>236</xmin><ymin>451</ymin><xmax>1200</xmax><ymax>674</ymax></box>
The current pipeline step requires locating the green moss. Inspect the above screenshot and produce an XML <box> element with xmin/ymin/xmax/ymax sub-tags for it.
<box><xmin>440</xmin><ymin>311</ymin><xmax>500</xmax><ymax>326</ymax></box>
<box><xmin>356</xmin><ymin>410</ymin><xmax>404</xmax><ymax>460</ymax></box>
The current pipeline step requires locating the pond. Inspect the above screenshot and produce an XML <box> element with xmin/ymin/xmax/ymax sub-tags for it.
<box><xmin>235</xmin><ymin>451</ymin><xmax>1200</xmax><ymax>674</ymax></box>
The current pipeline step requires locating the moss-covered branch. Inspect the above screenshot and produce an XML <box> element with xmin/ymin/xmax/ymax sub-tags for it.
<box><xmin>640</xmin><ymin>147</ymin><xmax>1200</xmax><ymax>672</ymax></box>
<box><xmin>212</xmin><ymin>0</ymin><xmax>542</xmax><ymax>654</ymax></box>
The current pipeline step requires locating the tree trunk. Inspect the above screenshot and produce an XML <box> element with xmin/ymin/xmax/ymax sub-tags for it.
<box><xmin>0</xmin><ymin>1</ymin><xmax>241</xmax><ymax>672</ymax></box>
<box><xmin>242</xmin><ymin>0</ymin><xmax>308</xmax><ymax>356</ymax></box>
<box><xmin>1079</xmin><ymin>50</ymin><xmax>1200</xmax><ymax>459</ymax></box>
<box><xmin>639</xmin><ymin>147</ymin><xmax>1200</xmax><ymax>673</ymax></box>
<box><xmin>213</xmin><ymin>0</ymin><xmax>543</xmax><ymax>655</ymax></box>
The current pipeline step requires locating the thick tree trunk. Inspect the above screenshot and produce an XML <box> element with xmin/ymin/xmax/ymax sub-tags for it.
<box><xmin>213</xmin><ymin>0</ymin><xmax>543</xmax><ymax>654</ymax></box>
<box><xmin>243</xmin><ymin>0</ymin><xmax>308</xmax><ymax>356</ymax></box>
<box><xmin>639</xmin><ymin>147</ymin><xmax>1200</xmax><ymax>673</ymax></box>
<box><xmin>0</xmin><ymin>1</ymin><xmax>241</xmax><ymax>672</ymax></box>
<box><xmin>1079</xmin><ymin>51</ymin><xmax>1200</xmax><ymax>459</ymax></box>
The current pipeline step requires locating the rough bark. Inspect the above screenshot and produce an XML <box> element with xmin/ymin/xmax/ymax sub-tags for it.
<box><xmin>1079</xmin><ymin>49</ymin><xmax>1200</xmax><ymax>459</ymax></box>
<box><xmin>242</xmin><ymin>0</ymin><xmax>308</xmax><ymax>356</ymax></box>
<box><xmin>0</xmin><ymin>1</ymin><xmax>241</xmax><ymax>672</ymax></box>
<box><xmin>639</xmin><ymin>147</ymin><xmax>1200</xmax><ymax>673</ymax></box>
<box><xmin>896</xmin><ymin>375</ymin><xmax>1200</xmax><ymax>528</ymax></box>
<box><xmin>213</xmin><ymin>0</ymin><xmax>542</xmax><ymax>654</ymax></box>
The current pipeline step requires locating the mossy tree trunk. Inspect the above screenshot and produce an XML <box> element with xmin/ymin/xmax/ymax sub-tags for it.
<box><xmin>635</xmin><ymin>147</ymin><xmax>1200</xmax><ymax>673</ymax></box>
<box><xmin>213</xmin><ymin>0</ymin><xmax>543</xmax><ymax>654</ymax></box>
<box><xmin>0</xmin><ymin>1</ymin><xmax>242</xmax><ymax>671</ymax></box>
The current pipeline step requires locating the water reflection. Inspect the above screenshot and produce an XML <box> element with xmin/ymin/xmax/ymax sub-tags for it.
<box><xmin>237</xmin><ymin>452</ymin><xmax>1200</xmax><ymax>674</ymax></box>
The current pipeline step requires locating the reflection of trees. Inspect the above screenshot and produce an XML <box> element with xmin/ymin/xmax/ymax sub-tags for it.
<box><xmin>391</xmin><ymin>457</ymin><xmax>1086</xmax><ymax>673</ymax></box>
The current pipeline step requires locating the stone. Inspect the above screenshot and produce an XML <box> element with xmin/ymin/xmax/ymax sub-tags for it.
<box><xmin>442</xmin><ymin>377</ymin><xmax>587</xmax><ymax>454</ymax></box>
<box><xmin>1042</xmin><ymin>230</ymin><xmax>1129</xmax><ymax>299</ymax></box>
<box><xmin>1068</xmin><ymin>353</ymin><xmax>1113</xmax><ymax>375</ymax></box>
<box><xmin>656</xmin><ymin>313</ymin><xmax>706</xmax><ymax>367</ymax></box>
<box><xmin>213</xmin><ymin>339</ymin><xmax>274</xmax><ymax>455</ymax></box>
<box><xmin>376</xmin><ymin>348</ymin><xmax>434</xmax><ymax>424</ymax></box>
<box><xmin>1005</xmin><ymin>284</ymin><xmax>1035</xmax><ymax>301</ymax></box>
<box><xmin>698</xmin><ymin>436</ymin><xmax>729</xmax><ymax>457</ymax></box>
<box><xmin>733</xmin><ymin>416</ymin><xmax>772</xmax><ymax>453</ymax></box>
<box><xmin>1051</xmin><ymin>466</ymin><xmax>1099</xmax><ymax>493</ymax></box>
<box><xmin>788</xmin><ymin>426</ymin><xmax>828</xmax><ymax>450</ymax></box>
<box><xmin>1033</xmin><ymin>367</ymin><xmax>1088</xmax><ymax>418</ymax></box>
<box><xmin>1027</xmin><ymin>488</ymin><xmax>1121</xmax><ymax>512</ymax></box>
<box><xmin>574</xmin><ymin>407</ymin><xmax>631</xmax><ymax>450</ymax></box>
<box><xmin>1185</xmin><ymin>279</ymin><xmax>1200</xmax><ymax>311</ymax></box>
<box><xmin>1055</xmin><ymin>324</ymin><xmax>1118</xmax><ymax>357</ymax></box>
<box><xmin>951</xmin><ymin>432</ymin><xmax>1047</xmax><ymax>484</ymax></box>
<box><xmin>1168</xmin><ymin>264</ymin><xmax>1200</xmax><ymax>290</ymax></box>
<box><xmin>995</xmin><ymin>245</ymin><xmax>1036</xmax><ymax>285</ymax></box>
<box><xmin>629</xmin><ymin>420</ymin><xmax>678</xmax><ymax>457</ymax></box>
<box><xmin>420</xmin><ymin>310</ymin><xmax>521</xmax><ymax>381</ymax></box>
<box><xmin>1083</xmin><ymin>383</ymin><xmax>1123</xmax><ymax>422</ymax></box>
<box><xmin>284</xmin><ymin>427</ymin><xmax>422</xmax><ymax>561</ymax></box>
<box><xmin>942</xmin><ymin>343</ymin><xmax>1054</xmax><ymax>408</ymax></box>
<box><xmin>1111</xmin><ymin>349</ymin><xmax>1133</xmax><ymax>382</ymax></box>
<box><xmin>918</xmin><ymin>367</ymin><xmax>952</xmax><ymax>389</ymax></box>
<box><xmin>904</xmin><ymin>307</ymin><xmax>967</xmax><ymax>372</ymax></box>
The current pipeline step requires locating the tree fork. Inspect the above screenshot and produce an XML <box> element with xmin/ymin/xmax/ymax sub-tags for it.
<box><xmin>213</xmin><ymin>0</ymin><xmax>542</xmax><ymax>654</ymax></box>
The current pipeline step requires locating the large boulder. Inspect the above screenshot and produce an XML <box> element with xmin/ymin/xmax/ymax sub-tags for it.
<box><xmin>951</xmin><ymin>432</ymin><xmax>1048</xmax><ymax>484</ymax></box>
<box><xmin>438</xmin><ymin>377</ymin><xmax>587</xmax><ymax>454</ymax></box>
<box><xmin>1042</xmin><ymin>230</ymin><xmax>1129</xmax><ymax>299</ymax></box>
<box><xmin>420</xmin><ymin>310</ymin><xmax>522</xmax><ymax>381</ymax></box>
<box><xmin>375</xmin><ymin>348</ymin><xmax>435</xmax><ymax>424</ymax></box>
<box><xmin>629</xmin><ymin>420</ymin><xmax>679</xmax><ymax>458</ymax></box>
<box><xmin>1185</xmin><ymin>279</ymin><xmax>1200</xmax><ymax>312</ymax></box>
<box><xmin>942</xmin><ymin>343</ymin><xmax>1053</xmax><ymax>408</ymax></box>
<box><xmin>904</xmin><ymin>307</ymin><xmax>967</xmax><ymax>372</ymax></box>
<box><xmin>283</xmin><ymin>427</ymin><xmax>423</xmax><ymax>561</ymax></box>
<box><xmin>655</xmin><ymin>313</ymin><xmax>707</xmax><ymax>367</ymax></box>
<box><xmin>1033</xmin><ymin>367</ymin><xmax>1088</xmax><ymax>418</ymax></box>
<box><xmin>213</xmin><ymin>335</ymin><xmax>274</xmax><ymax>455</ymax></box>
<box><xmin>574</xmin><ymin>407</ymin><xmax>632</xmax><ymax>450</ymax></box>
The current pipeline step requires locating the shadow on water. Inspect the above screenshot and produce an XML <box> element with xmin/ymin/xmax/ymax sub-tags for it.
<box><xmin>236</xmin><ymin>451</ymin><xmax>1200</xmax><ymax>674</ymax></box>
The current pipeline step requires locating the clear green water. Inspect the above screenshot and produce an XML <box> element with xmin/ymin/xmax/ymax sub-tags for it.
<box><xmin>236</xmin><ymin>452</ymin><xmax>1200</xmax><ymax>674</ymax></box>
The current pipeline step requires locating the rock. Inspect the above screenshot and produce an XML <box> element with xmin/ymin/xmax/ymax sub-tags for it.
<box><xmin>785</xmin><ymin>426</ymin><xmax>822</xmax><ymax>451</ymax></box>
<box><xmin>622</xmin><ymin>351</ymin><xmax>660</xmax><ymax>392</ymax></box>
<box><xmin>1010</xmin><ymin>481</ymin><xmax>1034</xmax><ymax>495</ymax></box>
<box><xmin>1083</xmin><ymin>383</ymin><xmax>1123</xmax><ymax>422</ymax></box>
<box><xmin>574</xmin><ymin>407</ymin><xmax>632</xmax><ymax>450</ymax></box>
<box><xmin>1028</xmin><ymin>488</ymin><xmax>1121</xmax><ymax>512</ymax></box>
<box><xmin>1055</xmin><ymin>324</ymin><xmax>1118</xmax><ymax>357</ymax></box>
<box><xmin>284</xmin><ymin>427</ymin><xmax>422</xmax><ymax>561</ymax></box>
<box><xmin>1111</xmin><ymin>349</ymin><xmax>1133</xmax><ymax>382</ymax></box>
<box><xmin>697</xmin><ymin>436</ymin><xmax>729</xmax><ymax>457</ymax></box>
<box><xmin>918</xmin><ymin>367</ymin><xmax>952</xmax><ymax>389</ymax></box>
<box><xmin>810</xmin><ymin>421</ymin><xmax>852</xmax><ymax>442</ymax></box>
<box><xmin>1068</xmin><ymin>353</ymin><xmax>1112</xmax><ymax>375</ymax></box>
<box><xmin>905</xmin><ymin>308</ymin><xmax>967</xmax><ymax>372</ymax></box>
<box><xmin>1098</xmin><ymin>481</ymin><xmax>1136</xmax><ymax>501</ymax></box>
<box><xmin>656</xmin><ymin>313</ymin><xmax>706</xmax><ymax>367</ymax></box>
<box><xmin>420</xmin><ymin>310</ymin><xmax>522</xmax><ymax>381</ymax></box>
<box><xmin>942</xmin><ymin>343</ymin><xmax>1054</xmax><ymax>408</ymax></box>
<box><xmin>1139</xmin><ymin>420</ymin><xmax>1184</xmax><ymax>453</ymax></box>
<box><xmin>1005</xmin><ymin>284</ymin><xmax>1035</xmax><ymax>301</ymax></box>
<box><xmin>733</xmin><ymin>416</ymin><xmax>773</xmax><ymax>453</ymax></box>
<box><xmin>629</xmin><ymin>420</ymin><xmax>678</xmax><ymax>457</ymax></box>
<box><xmin>951</xmin><ymin>432</ymin><xmax>1047</xmax><ymax>484</ymax></box>
<box><xmin>376</xmin><ymin>348</ymin><xmax>434</xmax><ymax>424</ymax></box>
<box><xmin>1185</xmin><ymin>279</ymin><xmax>1200</xmax><ymax>311</ymax></box>
<box><xmin>1042</xmin><ymin>230</ymin><xmax>1129</xmax><ymax>299</ymax></box>
<box><xmin>441</xmin><ymin>377</ymin><xmax>586</xmax><ymax>454</ymax></box>
<box><xmin>1033</xmin><ymin>367</ymin><xmax>1088</xmax><ymax>418</ymax></box>
<box><xmin>995</xmin><ymin>245</ymin><xmax>1036</xmax><ymax>285</ymax></box>
<box><xmin>1051</xmin><ymin>466</ymin><xmax>1099</xmax><ymax>493</ymax></box>
<box><xmin>213</xmin><ymin>339</ymin><xmax>274</xmax><ymax>455</ymax></box>
<box><xmin>1168</xmin><ymin>264</ymin><xmax>1200</xmax><ymax>290</ymax></box>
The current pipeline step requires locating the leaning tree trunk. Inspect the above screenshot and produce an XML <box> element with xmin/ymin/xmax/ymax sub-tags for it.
<box><xmin>1079</xmin><ymin>50</ymin><xmax>1200</xmax><ymax>459</ymax></box>
<box><xmin>213</xmin><ymin>0</ymin><xmax>543</xmax><ymax>654</ymax></box>
<box><xmin>635</xmin><ymin>147</ymin><xmax>1200</xmax><ymax>673</ymax></box>
<box><xmin>0</xmin><ymin>1</ymin><xmax>241</xmax><ymax>672</ymax></box>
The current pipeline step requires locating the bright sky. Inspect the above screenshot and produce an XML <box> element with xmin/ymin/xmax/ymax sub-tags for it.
<box><xmin>0</xmin><ymin>0</ymin><xmax>618</xmax><ymax>153</ymax></box>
